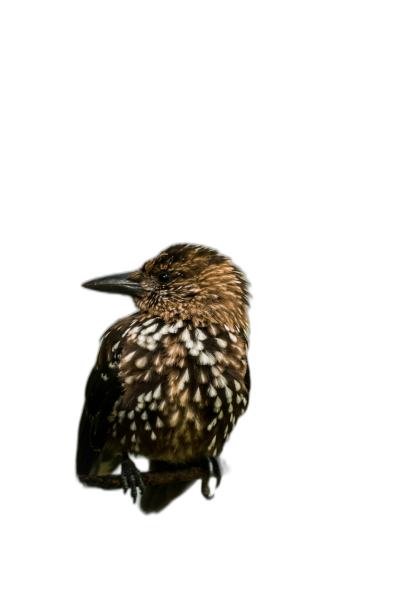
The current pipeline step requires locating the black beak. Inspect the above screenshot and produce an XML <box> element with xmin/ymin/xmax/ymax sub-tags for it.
<box><xmin>82</xmin><ymin>272</ymin><xmax>143</xmax><ymax>297</ymax></box>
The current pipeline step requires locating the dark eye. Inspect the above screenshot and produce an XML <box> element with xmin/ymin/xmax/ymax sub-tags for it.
<box><xmin>158</xmin><ymin>271</ymin><xmax>170</xmax><ymax>283</ymax></box>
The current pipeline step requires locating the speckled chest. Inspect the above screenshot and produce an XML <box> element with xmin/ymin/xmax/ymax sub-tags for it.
<box><xmin>106</xmin><ymin>315</ymin><xmax>249</xmax><ymax>462</ymax></box>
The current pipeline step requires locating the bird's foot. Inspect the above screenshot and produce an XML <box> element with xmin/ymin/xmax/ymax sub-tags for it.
<box><xmin>200</xmin><ymin>457</ymin><xmax>222</xmax><ymax>500</ymax></box>
<box><xmin>121</xmin><ymin>454</ymin><xmax>145</xmax><ymax>503</ymax></box>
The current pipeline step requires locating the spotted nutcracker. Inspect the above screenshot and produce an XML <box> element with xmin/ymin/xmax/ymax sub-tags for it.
<box><xmin>77</xmin><ymin>244</ymin><xmax>250</xmax><ymax>512</ymax></box>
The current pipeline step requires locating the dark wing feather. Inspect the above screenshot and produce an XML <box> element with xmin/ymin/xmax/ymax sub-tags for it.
<box><xmin>244</xmin><ymin>362</ymin><xmax>251</xmax><ymax>394</ymax></box>
<box><xmin>76</xmin><ymin>334</ymin><xmax>123</xmax><ymax>475</ymax></box>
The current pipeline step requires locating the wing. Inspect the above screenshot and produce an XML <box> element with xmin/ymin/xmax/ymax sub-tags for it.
<box><xmin>76</xmin><ymin>321</ymin><xmax>129</xmax><ymax>475</ymax></box>
<box><xmin>244</xmin><ymin>361</ymin><xmax>251</xmax><ymax>394</ymax></box>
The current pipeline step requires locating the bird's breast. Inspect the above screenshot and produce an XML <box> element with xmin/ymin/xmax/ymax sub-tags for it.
<box><xmin>106</xmin><ymin>315</ymin><xmax>249</xmax><ymax>461</ymax></box>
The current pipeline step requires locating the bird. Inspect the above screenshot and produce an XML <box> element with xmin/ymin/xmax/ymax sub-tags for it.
<box><xmin>76</xmin><ymin>243</ymin><xmax>250</xmax><ymax>512</ymax></box>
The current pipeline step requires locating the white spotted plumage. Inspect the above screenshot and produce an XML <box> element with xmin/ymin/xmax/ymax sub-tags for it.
<box><xmin>94</xmin><ymin>245</ymin><xmax>250</xmax><ymax>470</ymax></box>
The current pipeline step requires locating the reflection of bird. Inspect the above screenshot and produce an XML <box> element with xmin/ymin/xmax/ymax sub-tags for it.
<box><xmin>77</xmin><ymin>244</ymin><xmax>251</xmax><ymax>513</ymax></box>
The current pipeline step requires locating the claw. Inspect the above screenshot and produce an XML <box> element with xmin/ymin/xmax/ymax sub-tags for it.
<box><xmin>202</xmin><ymin>485</ymin><xmax>213</xmax><ymax>499</ymax></box>
<box><xmin>200</xmin><ymin>457</ymin><xmax>222</xmax><ymax>500</ymax></box>
<box><xmin>121</xmin><ymin>454</ymin><xmax>145</xmax><ymax>504</ymax></box>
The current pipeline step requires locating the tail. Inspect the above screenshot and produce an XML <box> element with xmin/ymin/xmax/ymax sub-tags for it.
<box><xmin>140</xmin><ymin>461</ymin><xmax>196</xmax><ymax>513</ymax></box>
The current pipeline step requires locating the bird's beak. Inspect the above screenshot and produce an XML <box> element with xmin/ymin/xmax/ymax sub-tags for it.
<box><xmin>82</xmin><ymin>272</ymin><xmax>143</xmax><ymax>297</ymax></box>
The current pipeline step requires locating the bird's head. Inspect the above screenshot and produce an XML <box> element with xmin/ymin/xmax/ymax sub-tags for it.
<box><xmin>83</xmin><ymin>244</ymin><xmax>250</xmax><ymax>330</ymax></box>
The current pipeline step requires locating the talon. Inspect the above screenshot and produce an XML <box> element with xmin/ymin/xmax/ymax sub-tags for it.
<box><xmin>201</xmin><ymin>482</ymin><xmax>213</xmax><ymax>499</ymax></box>
<box><xmin>121</xmin><ymin>454</ymin><xmax>145</xmax><ymax>504</ymax></box>
<box><xmin>210</xmin><ymin>457</ymin><xmax>221</xmax><ymax>488</ymax></box>
<box><xmin>200</xmin><ymin>457</ymin><xmax>222</xmax><ymax>500</ymax></box>
<box><xmin>200</xmin><ymin>458</ymin><xmax>213</xmax><ymax>481</ymax></box>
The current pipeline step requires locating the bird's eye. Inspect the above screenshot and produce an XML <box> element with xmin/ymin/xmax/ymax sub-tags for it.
<box><xmin>158</xmin><ymin>271</ymin><xmax>170</xmax><ymax>283</ymax></box>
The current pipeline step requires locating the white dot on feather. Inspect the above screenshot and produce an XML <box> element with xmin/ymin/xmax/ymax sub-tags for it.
<box><xmin>208</xmin><ymin>436</ymin><xmax>216</xmax><ymax>450</ymax></box>
<box><xmin>136</xmin><ymin>336</ymin><xmax>147</xmax><ymax>348</ymax></box>
<box><xmin>146</xmin><ymin>323</ymin><xmax>158</xmax><ymax>334</ymax></box>
<box><xmin>168</xmin><ymin>322</ymin><xmax>181</xmax><ymax>334</ymax></box>
<box><xmin>122</xmin><ymin>351</ymin><xmax>136</xmax><ymax>364</ymax></box>
<box><xmin>128</xmin><ymin>410</ymin><xmax>134</xmax><ymax>419</ymax></box>
<box><xmin>170</xmin><ymin>411</ymin><xmax>179</xmax><ymax>426</ymax></box>
<box><xmin>208</xmin><ymin>385</ymin><xmax>217</xmax><ymax>397</ymax></box>
<box><xmin>130</xmin><ymin>421</ymin><xmax>136</xmax><ymax>431</ymax></box>
<box><xmin>198</xmin><ymin>352</ymin><xmax>215</xmax><ymax>366</ymax></box>
<box><xmin>141</xmin><ymin>411</ymin><xmax>148</xmax><ymax>420</ymax></box>
<box><xmin>180</xmin><ymin>328</ymin><xmax>191</xmax><ymax>343</ymax></box>
<box><xmin>178</xmin><ymin>369</ymin><xmax>189</xmax><ymax>390</ymax></box>
<box><xmin>135</xmin><ymin>356</ymin><xmax>147</xmax><ymax>369</ymax></box>
<box><xmin>195</xmin><ymin>329</ymin><xmax>207</xmax><ymax>341</ymax></box>
<box><xmin>156</xmin><ymin>417</ymin><xmax>164</xmax><ymax>428</ymax></box>
<box><xmin>199</xmin><ymin>370</ymin><xmax>208</xmax><ymax>384</ymax></box>
<box><xmin>194</xmin><ymin>388</ymin><xmax>201</xmax><ymax>402</ymax></box>
<box><xmin>214</xmin><ymin>397</ymin><xmax>222</xmax><ymax>411</ymax></box>
<box><xmin>213</xmin><ymin>376</ymin><xmax>227</xmax><ymax>388</ymax></box>
<box><xmin>207</xmin><ymin>419</ymin><xmax>217</xmax><ymax>431</ymax></box>
<box><xmin>151</xmin><ymin>432</ymin><xmax>157</xmax><ymax>440</ymax></box>
<box><xmin>144</xmin><ymin>318</ymin><xmax>155</xmax><ymax>326</ymax></box>
<box><xmin>234</xmin><ymin>380</ymin><xmax>241</xmax><ymax>391</ymax></box>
